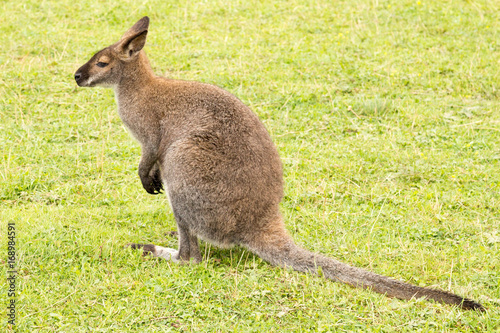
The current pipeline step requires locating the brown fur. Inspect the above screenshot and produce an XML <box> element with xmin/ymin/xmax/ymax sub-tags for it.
<box><xmin>75</xmin><ymin>17</ymin><xmax>484</xmax><ymax>311</ymax></box>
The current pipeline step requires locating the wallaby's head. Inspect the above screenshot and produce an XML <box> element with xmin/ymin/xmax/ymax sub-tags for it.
<box><xmin>75</xmin><ymin>16</ymin><xmax>150</xmax><ymax>87</ymax></box>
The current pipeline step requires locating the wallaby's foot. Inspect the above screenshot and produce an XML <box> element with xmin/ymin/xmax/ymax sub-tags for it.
<box><xmin>126</xmin><ymin>243</ymin><xmax>179</xmax><ymax>262</ymax></box>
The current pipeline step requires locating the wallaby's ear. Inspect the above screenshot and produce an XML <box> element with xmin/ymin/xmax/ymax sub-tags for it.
<box><xmin>116</xmin><ymin>16</ymin><xmax>150</xmax><ymax>60</ymax></box>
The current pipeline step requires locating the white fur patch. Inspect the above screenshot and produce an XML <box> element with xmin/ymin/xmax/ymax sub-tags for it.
<box><xmin>153</xmin><ymin>245</ymin><xmax>179</xmax><ymax>262</ymax></box>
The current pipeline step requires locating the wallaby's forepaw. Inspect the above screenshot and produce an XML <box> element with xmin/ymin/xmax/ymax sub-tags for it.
<box><xmin>126</xmin><ymin>243</ymin><xmax>179</xmax><ymax>262</ymax></box>
<box><xmin>140</xmin><ymin>174</ymin><xmax>163</xmax><ymax>195</ymax></box>
<box><xmin>150</xmin><ymin>166</ymin><xmax>164</xmax><ymax>194</ymax></box>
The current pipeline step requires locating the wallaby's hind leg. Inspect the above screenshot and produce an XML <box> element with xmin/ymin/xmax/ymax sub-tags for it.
<box><xmin>126</xmin><ymin>218</ymin><xmax>202</xmax><ymax>263</ymax></box>
<box><xmin>176</xmin><ymin>222</ymin><xmax>202</xmax><ymax>263</ymax></box>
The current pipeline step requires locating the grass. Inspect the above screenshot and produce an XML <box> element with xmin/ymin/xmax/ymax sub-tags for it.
<box><xmin>1</xmin><ymin>0</ymin><xmax>499</xmax><ymax>331</ymax></box>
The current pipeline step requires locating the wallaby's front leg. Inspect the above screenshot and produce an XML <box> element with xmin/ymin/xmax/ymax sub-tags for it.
<box><xmin>138</xmin><ymin>147</ymin><xmax>163</xmax><ymax>195</ymax></box>
<box><xmin>149</xmin><ymin>162</ymin><xmax>163</xmax><ymax>193</ymax></box>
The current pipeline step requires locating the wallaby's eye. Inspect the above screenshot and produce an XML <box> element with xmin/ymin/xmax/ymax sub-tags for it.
<box><xmin>96</xmin><ymin>62</ymin><xmax>109</xmax><ymax>68</ymax></box>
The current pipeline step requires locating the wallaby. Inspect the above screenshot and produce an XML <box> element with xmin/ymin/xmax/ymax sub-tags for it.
<box><xmin>74</xmin><ymin>16</ymin><xmax>484</xmax><ymax>311</ymax></box>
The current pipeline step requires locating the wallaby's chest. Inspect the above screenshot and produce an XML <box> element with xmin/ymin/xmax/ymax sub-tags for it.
<box><xmin>116</xmin><ymin>102</ymin><xmax>154</xmax><ymax>145</ymax></box>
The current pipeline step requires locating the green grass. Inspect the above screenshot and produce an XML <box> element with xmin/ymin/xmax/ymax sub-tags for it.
<box><xmin>1</xmin><ymin>0</ymin><xmax>499</xmax><ymax>331</ymax></box>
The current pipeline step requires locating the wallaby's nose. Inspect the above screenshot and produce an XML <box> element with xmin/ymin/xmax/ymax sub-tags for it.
<box><xmin>74</xmin><ymin>72</ymin><xmax>81</xmax><ymax>82</ymax></box>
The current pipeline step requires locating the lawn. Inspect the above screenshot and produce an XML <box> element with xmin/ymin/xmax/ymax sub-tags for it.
<box><xmin>1</xmin><ymin>0</ymin><xmax>499</xmax><ymax>331</ymax></box>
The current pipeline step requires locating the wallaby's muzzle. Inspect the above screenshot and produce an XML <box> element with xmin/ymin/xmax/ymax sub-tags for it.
<box><xmin>74</xmin><ymin>72</ymin><xmax>82</xmax><ymax>83</ymax></box>
<box><xmin>74</xmin><ymin>65</ymin><xmax>89</xmax><ymax>87</ymax></box>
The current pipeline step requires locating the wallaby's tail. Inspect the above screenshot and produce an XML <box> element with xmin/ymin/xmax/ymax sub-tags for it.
<box><xmin>247</xmin><ymin>235</ymin><xmax>483</xmax><ymax>311</ymax></box>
